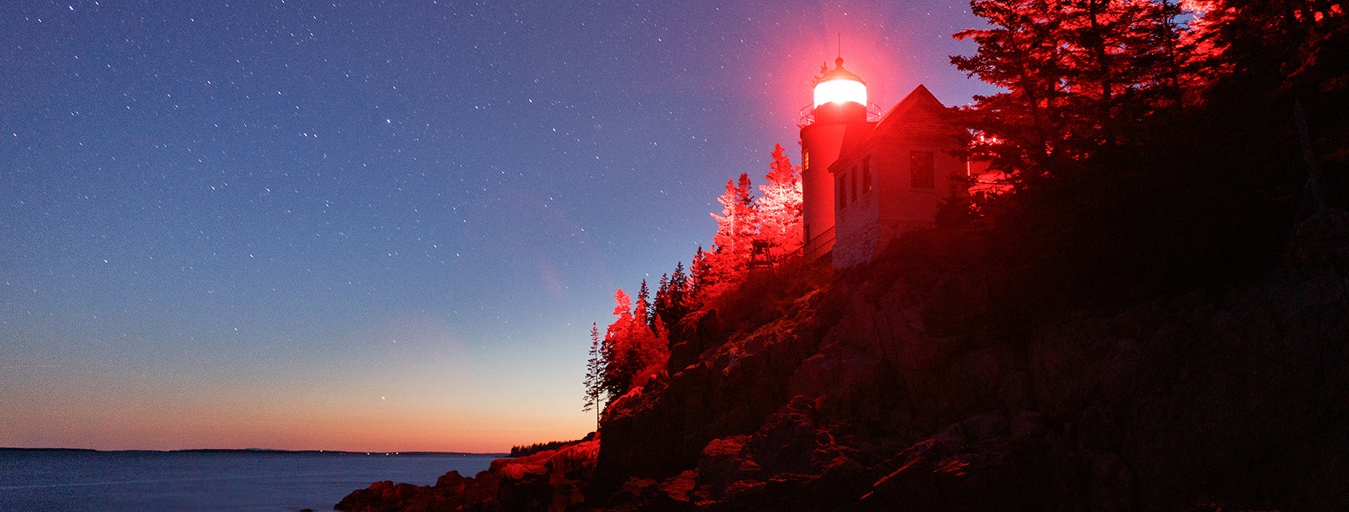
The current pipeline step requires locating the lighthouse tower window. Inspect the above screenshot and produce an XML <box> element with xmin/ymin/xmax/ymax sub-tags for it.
<box><xmin>910</xmin><ymin>151</ymin><xmax>935</xmax><ymax>189</ymax></box>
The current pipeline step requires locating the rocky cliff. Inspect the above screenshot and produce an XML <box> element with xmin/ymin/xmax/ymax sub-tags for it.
<box><xmin>338</xmin><ymin>210</ymin><xmax>1348</xmax><ymax>511</ymax></box>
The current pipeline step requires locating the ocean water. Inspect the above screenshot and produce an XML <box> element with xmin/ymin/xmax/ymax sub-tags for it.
<box><xmin>0</xmin><ymin>449</ymin><xmax>501</xmax><ymax>511</ymax></box>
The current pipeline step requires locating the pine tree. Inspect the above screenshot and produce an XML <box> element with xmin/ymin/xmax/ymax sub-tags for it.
<box><xmin>661</xmin><ymin>262</ymin><xmax>689</xmax><ymax>329</ymax></box>
<box><xmin>755</xmin><ymin>144</ymin><xmax>804</xmax><ymax>252</ymax></box>
<box><xmin>952</xmin><ymin>0</ymin><xmax>1074</xmax><ymax>183</ymax></box>
<box><xmin>600</xmin><ymin>289</ymin><xmax>633</xmax><ymax>398</ymax></box>
<box><xmin>602</xmin><ymin>287</ymin><xmax>670</xmax><ymax>397</ymax></box>
<box><xmin>952</xmin><ymin>0</ymin><xmax>1197</xmax><ymax>185</ymax></box>
<box><xmin>651</xmin><ymin>273</ymin><xmax>670</xmax><ymax>330</ymax></box>
<box><xmin>688</xmin><ymin>246</ymin><xmax>714</xmax><ymax>310</ymax></box>
<box><xmin>582</xmin><ymin>323</ymin><xmax>604</xmax><ymax>427</ymax></box>
<box><xmin>636</xmin><ymin>280</ymin><xmax>652</xmax><ymax>326</ymax></box>
<box><xmin>707</xmin><ymin>173</ymin><xmax>758</xmax><ymax>293</ymax></box>
<box><xmin>944</xmin><ymin>0</ymin><xmax>1348</xmax><ymax>310</ymax></box>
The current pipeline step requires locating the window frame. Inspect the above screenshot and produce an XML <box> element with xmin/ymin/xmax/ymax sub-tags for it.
<box><xmin>910</xmin><ymin>150</ymin><xmax>935</xmax><ymax>189</ymax></box>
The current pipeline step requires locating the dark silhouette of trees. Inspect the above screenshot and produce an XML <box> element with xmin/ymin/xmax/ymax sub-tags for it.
<box><xmin>946</xmin><ymin>0</ymin><xmax>1347</xmax><ymax>323</ymax></box>
<box><xmin>952</xmin><ymin>0</ymin><xmax>1198</xmax><ymax>186</ymax></box>
<box><xmin>510</xmin><ymin>435</ymin><xmax>592</xmax><ymax>458</ymax></box>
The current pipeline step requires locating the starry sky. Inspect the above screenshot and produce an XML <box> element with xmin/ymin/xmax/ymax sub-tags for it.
<box><xmin>0</xmin><ymin>1</ymin><xmax>997</xmax><ymax>452</ymax></box>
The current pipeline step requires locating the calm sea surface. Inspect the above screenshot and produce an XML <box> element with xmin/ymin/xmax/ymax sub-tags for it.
<box><xmin>0</xmin><ymin>449</ymin><xmax>501</xmax><ymax>511</ymax></box>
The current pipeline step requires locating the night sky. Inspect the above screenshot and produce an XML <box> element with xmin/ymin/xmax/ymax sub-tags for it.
<box><xmin>1</xmin><ymin>1</ymin><xmax>996</xmax><ymax>452</ymax></box>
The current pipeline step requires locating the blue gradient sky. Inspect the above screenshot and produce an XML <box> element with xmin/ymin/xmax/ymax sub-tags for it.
<box><xmin>0</xmin><ymin>0</ymin><xmax>996</xmax><ymax>452</ymax></box>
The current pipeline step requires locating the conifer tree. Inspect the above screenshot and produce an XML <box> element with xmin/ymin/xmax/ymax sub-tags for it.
<box><xmin>707</xmin><ymin>173</ymin><xmax>758</xmax><ymax>291</ymax></box>
<box><xmin>947</xmin><ymin>0</ymin><xmax>1348</xmax><ymax>310</ymax></box>
<box><xmin>651</xmin><ymin>274</ymin><xmax>670</xmax><ymax>330</ymax></box>
<box><xmin>582</xmin><ymin>323</ymin><xmax>604</xmax><ymax>426</ymax></box>
<box><xmin>636</xmin><ymin>280</ymin><xmax>652</xmax><ymax>326</ymax></box>
<box><xmin>602</xmin><ymin>288</ymin><xmax>670</xmax><ymax>397</ymax></box>
<box><xmin>662</xmin><ymin>262</ymin><xmax>689</xmax><ymax>329</ymax></box>
<box><xmin>688</xmin><ymin>246</ymin><xmax>714</xmax><ymax>310</ymax></box>
<box><xmin>952</xmin><ymin>0</ymin><xmax>1197</xmax><ymax>184</ymax></box>
<box><xmin>755</xmin><ymin>144</ymin><xmax>804</xmax><ymax>251</ymax></box>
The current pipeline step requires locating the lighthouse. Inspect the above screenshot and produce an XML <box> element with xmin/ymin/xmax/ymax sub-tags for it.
<box><xmin>800</xmin><ymin>57</ymin><xmax>876</xmax><ymax>260</ymax></box>
<box><xmin>797</xmin><ymin>57</ymin><xmax>973</xmax><ymax>267</ymax></box>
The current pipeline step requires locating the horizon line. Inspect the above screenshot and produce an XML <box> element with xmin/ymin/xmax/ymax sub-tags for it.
<box><xmin>0</xmin><ymin>447</ymin><xmax>510</xmax><ymax>457</ymax></box>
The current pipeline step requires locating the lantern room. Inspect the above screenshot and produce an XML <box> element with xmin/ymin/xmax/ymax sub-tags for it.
<box><xmin>813</xmin><ymin>57</ymin><xmax>867</xmax><ymax>107</ymax></box>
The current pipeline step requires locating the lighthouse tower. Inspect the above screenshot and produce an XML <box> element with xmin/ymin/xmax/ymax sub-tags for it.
<box><xmin>800</xmin><ymin>57</ymin><xmax>874</xmax><ymax>260</ymax></box>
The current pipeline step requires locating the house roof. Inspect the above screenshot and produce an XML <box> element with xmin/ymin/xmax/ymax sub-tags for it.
<box><xmin>873</xmin><ymin>84</ymin><xmax>947</xmax><ymax>135</ymax></box>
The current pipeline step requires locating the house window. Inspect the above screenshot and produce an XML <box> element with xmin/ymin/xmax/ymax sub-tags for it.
<box><xmin>802</xmin><ymin>150</ymin><xmax>810</xmax><ymax>172</ymax></box>
<box><xmin>862</xmin><ymin>157</ymin><xmax>872</xmax><ymax>194</ymax></box>
<box><xmin>910</xmin><ymin>151</ymin><xmax>934</xmax><ymax>189</ymax></box>
<box><xmin>849</xmin><ymin>168</ymin><xmax>857</xmax><ymax>202</ymax></box>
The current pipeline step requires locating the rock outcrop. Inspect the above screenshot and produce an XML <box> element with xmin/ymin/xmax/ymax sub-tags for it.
<box><xmin>593</xmin><ymin>211</ymin><xmax>1348</xmax><ymax>511</ymax></box>
<box><xmin>339</xmin><ymin>210</ymin><xmax>1349</xmax><ymax>511</ymax></box>
<box><xmin>335</xmin><ymin>440</ymin><xmax>598</xmax><ymax>512</ymax></box>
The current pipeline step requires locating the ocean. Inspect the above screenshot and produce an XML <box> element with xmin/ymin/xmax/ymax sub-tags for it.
<box><xmin>0</xmin><ymin>448</ymin><xmax>501</xmax><ymax>511</ymax></box>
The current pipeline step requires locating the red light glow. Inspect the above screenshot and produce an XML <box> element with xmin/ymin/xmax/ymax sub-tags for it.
<box><xmin>813</xmin><ymin>78</ymin><xmax>867</xmax><ymax>107</ymax></box>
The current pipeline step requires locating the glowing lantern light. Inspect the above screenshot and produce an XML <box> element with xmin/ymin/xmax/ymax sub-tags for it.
<box><xmin>813</xmin><ymin>57</ymin><xmax>867</xmax><ymax>107</ymax></box>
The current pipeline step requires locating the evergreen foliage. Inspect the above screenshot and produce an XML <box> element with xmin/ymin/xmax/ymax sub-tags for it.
<box><xmin>756</xmin><ymin>144</ymin><xmax>805</xmax><ymax>252</ymax></box>
<box><xmin>582</xmin><ymin>323</ymin><xmax>604</xmax><ymax>425</ymax></box>
<box><xmin>509</xmin><ymin>438</ymin><xmax>586</xmax><ymax>458</ymax></box>
<box><xmin>599</xmin><ymin>288</ymin><xmax>670</xmax><ymax>398</ymax></box>
<box><xmin>706</xmin><ymin>174</ymin><xmax>759</xmax><ymax>290</ymax></box>
<box><xmin>946</xmin><ymin>0</ymin><xmax>1348</xmax><ymax>321</ymax></box>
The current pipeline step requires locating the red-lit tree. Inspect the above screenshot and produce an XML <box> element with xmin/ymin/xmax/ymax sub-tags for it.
<box><xmin>755</xmin><ymin>144</ymin><xmax>804</xmax><ymax>252</ymax></box>
<box><xmin>706</xmin><ymin>173</ymin><xmax>758</xmax><ymax>295</ymax></box>
<box><xmin>952</xmin><ymin>0</ymin><xmax>1199</xmax><ymax>185</ymax></box>
<box><xmin>688</xmin><ymin>246</ymin><xmax>714</xmax><ymax>310</ymax></box>
<box><xmin>601</xmin><ymin>288</ymin><xmax>669</xmax><ymax>397</ymax></box>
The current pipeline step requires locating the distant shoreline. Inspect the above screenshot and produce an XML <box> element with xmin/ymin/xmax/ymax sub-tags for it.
<box><xmin>0</xmin><ymin>447</ymin><xmax>508</xmax><ymax>457</ymax></box>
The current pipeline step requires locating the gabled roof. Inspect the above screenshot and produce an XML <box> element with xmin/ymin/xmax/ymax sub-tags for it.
<box><xmin>872</xmin><ymin>84</ymin><xmax>948</xmax><ymax>134</ymax></box>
